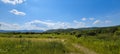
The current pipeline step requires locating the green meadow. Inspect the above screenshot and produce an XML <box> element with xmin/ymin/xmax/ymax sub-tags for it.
<box><xmin>0</xmin><ymin>34</ymin><xmax>82</xmax><ymax>54</ymax></box>
<box><xmin>0</xmin><ymin>26</ymin><xmax>120</xmax><ymax>54</ymax></box>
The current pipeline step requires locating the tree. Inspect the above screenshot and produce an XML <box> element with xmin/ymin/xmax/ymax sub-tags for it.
<box><xmin>75</xmin><ymin>33</ymin><xmax>82</xmax><ymax>38</ymax></box>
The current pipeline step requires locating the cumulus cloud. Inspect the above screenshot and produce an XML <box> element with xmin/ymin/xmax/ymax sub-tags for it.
<box><xmin>89</xmin><ymin>18</ymin><xmax>94</xmax><ymax>20</ymax></box>
<box><xmin>73</xmin><ymin>20</ymin><xmax>86</xmax><ymax>28</ymax></box>
<box><xmin>23</xmin><ymin>20</ymin><xmax>55</xmax><ymax>30</ymax></box>
<box><xmin>1</xmin><ymin>0</ymin><xmax>25</xmax><ymax>5</ymax></box>
<box><xmin>24</xmin><ymin>20</ymin><xmax>71</xmax><ymax>30</ymax></box>
<box><xmin>93</xmin><ymin>20</ymin><xmax>112</xmax><ymax>25</ymax></box>
<box><xmin>81</xmin><ymin>18</ymin><xmax>86</xmax><ymax>21</ymax></box>
<box><xmin>0</xmin><ymin>20</ymin><xmax>87</xmax><ymax>30</ymax></box>
<box><xmin>93</xmin><ymin>20</ymin><xmax>101</xmax><ymax>25</ymax></box>
<box><xmin>0</xmin><ymin>19</ymin><xmax>113</xmax><ymax>30</ymax></box>
<box><xmin>10</xmin><ymin>9</ymin><xmax>26</xmax><ymax>16</ymax></box>
<box><xmin>0</xmin><ymin>22</ymin><xmax>21</xmax><ymax>30</ymax></box>
<box><xmin>105</xmin><ymin>20</ymin><xmax>111</xmax><ymax>24</ymax></box>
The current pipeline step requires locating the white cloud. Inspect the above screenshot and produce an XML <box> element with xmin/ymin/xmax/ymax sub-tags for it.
<box><xmin>0</xmin><ymin>22</ymin><xmax>21</xmax><ymax>30</ymax></box>
<box><xmin>23</xmin><ymin>20</ymin><xmax>55</xmax><ymax>30</ymax></box>
<box><xmin>10</xmin><ymin>9</ymin><xmax>26</xmax><ymax>16</ymax></box>
<box><xmin>81</xmin><ymin>18</ymin><xmax>86</xmax><ymax>21</ymax></box>
<box><xmin>1</xmin><ymin>0</ymin><xmax>25</xmax><ymax>5</ymax></box>
<box><xmin>0</xmin><ymin>20</ymin><xmax>113</xmax><ymax>30</ymax></box>
<box><xmin>93</xmin><ymin>20</ymin><xmax>112</xmax><ymax>25</ymax></box>
<box><xmin>89</xmin><ymin>18</ymin><xmax>94</xmax><ymax>20</ymax></box>
<box><xmin>24</xmin><ymin>20</ymin><xmax>71</xmax><ymax>30</ymax></box>
<box><xmin>93</xmin><ymin>20</ymin><xmax>101</xmax><ymax>25</ymax></box>
<box><xmin>0</xmin><ymin>20</ymin><xmax>87</xmax><ymax>30</ymax></box>
<box><xmin>105</xmin><ymin>20</ymin><xmax>111</xmax><ymax>24</ymax></box>
<box><xmin>73</xmin><ymin>20</ymin><xmax>86</xmax><ymax>28</ymax></box>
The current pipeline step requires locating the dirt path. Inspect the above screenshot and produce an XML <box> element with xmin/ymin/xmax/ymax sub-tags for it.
<box><xmin>72</xmin><ymin>44</ymin><xmax>98</xmax><ymax>54</ymax></box>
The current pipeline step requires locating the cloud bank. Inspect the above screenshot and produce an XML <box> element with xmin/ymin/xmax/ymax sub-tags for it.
<box><xmin>0</xmin><ymin>16</ymin><xmax>112</xmax><ymax>30</ymax></box>
<box><xmin>0</xmin><ymin>20</ymin><xmax>87</xmax><ymax>30</ymax></box>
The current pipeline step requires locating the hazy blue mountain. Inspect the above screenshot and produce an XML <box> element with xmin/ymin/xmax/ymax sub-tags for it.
<box><xmin>0</xmin><ymin>30</ymin><xmax>44</xmax><ymax>33</ymax></box>
<box><xmin>46</xmin><ymin>25</ymin><xmax>120</xmax><ymax>33</ymax></box>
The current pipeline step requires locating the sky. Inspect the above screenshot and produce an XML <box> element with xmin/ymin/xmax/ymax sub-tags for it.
<box><xmin>0</xmin><ymin>0</ymin><xmax>120</xmax><ymax>30</ymax></box>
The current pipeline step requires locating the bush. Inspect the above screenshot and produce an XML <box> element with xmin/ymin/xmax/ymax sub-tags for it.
<box><xmin>75</xmin><ymin>34</ymin><xmax>82</xmax><ymax>38</ymax></box>
<box><xmin>19</xmin><ymin>35</ymin><xmax>22</xmax><ymax>38</ymax></box>
<box><xmin>87</xmin><ymin>32</ymin><xmax>96</xmax><ymax>36</ymax></box>
<box><xmin>115</xmin><ymin>31</ymin><xmax>120</xmax><ymax>36</ymax></box>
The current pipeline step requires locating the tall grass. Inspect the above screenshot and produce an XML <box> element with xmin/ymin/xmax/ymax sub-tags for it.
<box><xmin>77</xmin><ymin>35</ymin><xmax>120</xmax><ymax>54</ymax></box>
<box><xmin>0</xmin><ymin>38</ymin><xmax>68</xmax><ymax>54</ymax></box>
<box><xmin>1</xmin><ymin>33</ymin><xmax>120</xmax><ymax>54</ymax></box>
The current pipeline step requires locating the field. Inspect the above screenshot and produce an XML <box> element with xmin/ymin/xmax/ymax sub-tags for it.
<box><xmin>0</xmin><ymin>26</ymin><xmax>120</xmax><ymax>54</ymax></box>
<box><xmin>0</xmin><ymin>33</ymin><xmax>83</xmax><ymax>54</ymax></box>
<box><xmin>0</xmin><ymin>38</ymin><xmax>66</xmax><ymax>54</ymax></box>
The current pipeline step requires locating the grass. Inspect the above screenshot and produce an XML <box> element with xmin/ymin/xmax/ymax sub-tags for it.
<box><xmin>0</xmin><ymin>38</ymin><xmax>69</xmax><ymax>54</ymax></box>
<box><xmin>77</xmin><ymin>35</ymin><xmax>120</xmax><ymax>54</ymax></box>
<box><xmin>0</xmin><ymin>35</ymin><xmax>82</xmax><ymax>54</ymax></box>
<box><xmin>0</xmin><ymin>33</ymin><xmax>120</xmax><ymax>54</ymax></box>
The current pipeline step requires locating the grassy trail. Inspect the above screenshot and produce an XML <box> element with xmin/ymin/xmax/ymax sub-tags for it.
<box><xmin>72</xmin><ymin>43</ymin><xmax>98</xmax><ymax>54</ymax></box>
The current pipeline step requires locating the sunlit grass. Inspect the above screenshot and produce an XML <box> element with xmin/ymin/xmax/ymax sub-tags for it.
<box><xmin>0</xmin><ymin>38</ymin><xmax>68</xmax><ymax>54</ymax></box>
<box><xmin>77</xmin><ymin>35</ymin><xmax>120</xmax><ymax>54</ymax></box>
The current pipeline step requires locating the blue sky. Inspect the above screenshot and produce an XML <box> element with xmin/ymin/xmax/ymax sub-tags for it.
<box><xmin>0</xmin><ymin>0</ymin><xmax>120</xmax><ymax>30</ymax></box>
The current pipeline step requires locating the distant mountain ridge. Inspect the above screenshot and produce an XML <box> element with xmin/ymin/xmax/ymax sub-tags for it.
<box><xmin>0</xmin><ymin>30</ymin><xmax>44</xmax><ymax>33</ymax></box>
<box><xmin>0</xmin><ymin>25</ymin><xmax>120</xmax><ymax>33</ymax></box>
<box><xmin>46</xmin><ymin>25</ymin><xmax>120</xmax><ymax>33</ymax></box>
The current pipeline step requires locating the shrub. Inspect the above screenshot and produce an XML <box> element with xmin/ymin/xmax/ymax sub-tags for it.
<box><xmin>114</xmin><ymin>31</ymin><xmax>120</xmax><ymax>36</ymax></box>
<box><xmin>87</xmin><ymin>32</ymin><xmax>96</xmax><ymax>36</ymax></box>
<box><xmin>75</xmin><ymin>34</ymin><xmax>82</xmax><ymax>38</ymax></box>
